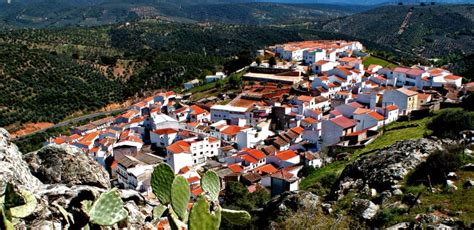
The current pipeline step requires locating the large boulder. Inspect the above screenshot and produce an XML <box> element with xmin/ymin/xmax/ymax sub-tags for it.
<box><xmin>329</xmin><ymin>138</ymin><xmax>452</xmax><ymax>200</ymax></box>
<box><xmin>351</xmin><ymin>199</ymin><xmax>379</xmax><ymax>220</ymax></box>
<box><xmin>0</xmin><ymin>128</ymin><xmax>43</xmax><ymax>191</ymax></box>
<box><xmin>24</xmin><ymin>144</ymin><xmax>110</xmax><ymax>189</ymax></box>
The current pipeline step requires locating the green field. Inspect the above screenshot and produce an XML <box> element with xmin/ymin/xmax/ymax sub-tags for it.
<box><xmin>363</xmin><ymin>56</ymin><xmax>398</xmax><ymax>68</ymax></box>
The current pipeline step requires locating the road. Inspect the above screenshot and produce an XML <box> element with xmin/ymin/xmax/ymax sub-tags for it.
<box><xmin>12</xmin><ymin>107</ymin><xmax>128</xmax><ymax>141</ymax></box>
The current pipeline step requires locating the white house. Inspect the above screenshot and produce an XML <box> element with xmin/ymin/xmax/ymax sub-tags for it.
<box><xmin>321</xmin><ymin>116</ymin><xmax>357</xmax><ymax>146</ymax></box>
<box><xmin>184</xmin><ymin>79</ymin><xmax>200</xmax><ymax>90</ymax></box>
<box><xmin>150</xmin><ymin>128</ymin><xmax>178</xmax><ymax>148</ymax></box>
<box><xmin>166</xmin><ymin>137</ymin><xmax>221</xmax><ymax>173</ymax></box>
<box><xmin>205</xmin><ymin>72</ymin><xmax>227</xmax><ymax>83</ymax></box>
<box><xmin>382</xmin><ymin>88</ymin><xmax>418</xmax><ymax>116</ymax></box>
<box><xmin>334</xmin><ymin>102</ymin><xmax>364</xmax><ymax>118</ymax></box>
<box><xmin>353</xmin><ymin>111</ymin><xmax>385</xmax><ymax>130</ymax></box>
<box><xmin>376</xmin><ymin>105</ymin><xmax>399</xmax><ymax>124</ymax></box>
<box><xmin>267</xmin><ymin>150</ymin><xmax>300</xmax><ymax>168</ymax></box>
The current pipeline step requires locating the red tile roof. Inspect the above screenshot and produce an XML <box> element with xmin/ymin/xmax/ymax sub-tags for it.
<box><xmin>246</xmin><ymin>149</ymin><xmax>266</xmax><ymax>160</ymax></box>
<box><xmin>276</xmin><ymin>150</ymin><xmax>298</xmax><ymax>161</ymax></box>
<box><xmin>368</xmin><ymin>111</ymin><xmax>385</xmax><ymax>121</ymax></box>
<box><xmin>241</xmin><ymin>154</ymin><xmax>258</xmax><ymax>164</ymax></box>
<box><xmin>385</xmin><ymin>105</ymin><xmax>398</xmax><ymax>111</ymax></box>
<box><xmin>290</xmin><ymin>126</ymin><xmax>304</xmax><ymax>135</ymax></box>
<box><xmin>179</xmin><ymin>166</ymin><xmax>191</xmax><ymax>174</ymax></box>
<box><xmin>397</xmin><ymin>88</ymin><xmax>418</xmax><ymax>97</ymax></box>
<box><xmin>154</xmin><ymin>128</ymin><xmax>178</xmax><ymax>135</ymax></box>
<box><xmin>187</xmin><ymin>176</ymin><xmax>200</xmax><ymax>184</ymax></box>
<box><xmin>228</xmin><ymin>164</ymin><xmax>243</xmax><ymax>173</ymax></box>
<box><xmin>302</xmin><ymin>117</ymin><xmax>318</xmax><ymax>124</ymax></box>
<box><xmin>297</xmin><ymin>95</ymin><xmax>314</xmax><ymax>102</ymax></box>
<box><xmin>444</xmin><ymin>75</ymin><xmax>462</xmax><ymax>81</ymax></box>
<box><xmin>221</xmin><ymin>125</ymin><xmax>243</xmax><ymax>136</ymax></box>
<box><xmin>166</xmin><ymin>140</ymin><xmax>191</xmax><ymax>154</ymax></box>
<box><xmin>331</xmin><ymin>116</ymin><xmax>357</xmax><ymax>129</ymax></box>
<box><xmin>254</xmin><ymin>164</ymin><xmax>278</xmax><ymax>174</ymax></box>
<box><xmin>190</xmin><ymin>105</ymin><xmax>208</xmax><ymax>115</ymax></box>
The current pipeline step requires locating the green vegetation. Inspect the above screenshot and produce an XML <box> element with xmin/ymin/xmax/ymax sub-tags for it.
<box><xmin>362</xmin><ymin>56</ymin><xmax>397</xmax><ymax>68</ymax></box>
<box><xmin>0</xmin><ymin>183</ymin><xmax>37</xmax><ymax>229</ymax></box>
<box><xmin>301</xmin><ymin>117</ymin><xmax>430</xmax><ymax>190</ymax></box>
<box><xmin>427</xmin><ymin>108</ymin><xmax>474</xmax><ymax>139</ymax></box>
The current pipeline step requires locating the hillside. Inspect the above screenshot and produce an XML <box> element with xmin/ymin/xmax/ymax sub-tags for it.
<box><xmin>0</xmin><ymin>1</ymin><xmax>365</xmax><ymax>28</ymax></box>
<box><xmin>0</xmin><ymin>20</ymin><xmax>358</xmax><ymax>128</ymax></box>
<box><xmin>0</xmin><ymin>44</ymin><xmax>124</xmax><ymax>128</ymax></box>
<box><xmin>322</xmin><ymin>4</ymin><xmax>474</xmax><ymax>58</ymax></box>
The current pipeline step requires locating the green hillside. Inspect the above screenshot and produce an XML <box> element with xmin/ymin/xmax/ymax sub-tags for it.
<box><xmin>322</xmin><ymin>4</ymin><xmax>474</xmax><ymax>58</ymax></box>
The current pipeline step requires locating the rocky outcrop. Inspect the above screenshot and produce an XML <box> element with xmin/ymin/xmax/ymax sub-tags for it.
<box><xmin>258</xmin><ymin>191</ymin><xmax>321</xmax><ymax>227</ymax></box>
<box><xmin>0</xmin><ymin>128</ymin><xmax>43</xmax><ymax>192</ymax></box>
<box><xmin>351</xmin><ymin>199</ymin><xmax>379</xmax><ymax>220</ymax></box>
<box><xmin>329</xmin><ymin>138</ymin><xmax>454</xmax><ymax>201</ymax></box>
<box><xmin>0</xmin><ymin>128</ymin><xmax>152</xmax><ymax>229</ymax></box>
<box><xmin>24</xmin><ymin>144</ymin><xmax>110</xmax><ymax>189</ymax></box>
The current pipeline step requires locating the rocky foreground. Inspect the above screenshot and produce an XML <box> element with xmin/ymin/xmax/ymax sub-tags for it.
<box><xmin>0</xmin><ymin>128</ymin><xmax>153</xmax><ymax>229</ymax></box>
<box><xmin>1</xmin><ymin>128</ymin><xmax>472</xmax><ymax>229</ymax></box>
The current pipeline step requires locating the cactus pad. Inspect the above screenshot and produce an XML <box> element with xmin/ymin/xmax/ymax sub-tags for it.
<box><xmin>9</xmin><ymin>190</ymin><xmax>36</xmax><ymax>218</ymax></box>
<box><xmin>221</xmin><ymin>208</ymin><xmax>251</xmax><ymax>225</ymax></box>
<box><xmin>171</xmin><ymin>176</ymin><xmax>190</xmax><ymax>221</ymax></box>
<box><xmin>151</xmin><ymin>163</ymin><xmax>175</xmax><ymax>205</ymax></box>
<box><xmin>189</xmin><ymin>196</ymin><xmax>221</xmax><ymax>230</ymax></box>
<box><xmin>81</xmin><ymin>200</ymin><xmax>93</xmax><ymax>214</ymax></box>
<box><xmin>168</xmin><ymin>207</ymin><xmax>187</xmax><ymax>230</ymax></box>
<box><xmin>201</xmin><ymin>171</ymin><xmax>220</xmax><ymax>201</ymax></box>
<box><xmin>3</xmin><ymin>183</ymin><xmax>25</xmax><ymax>209</ymax></box>
<box><xmin>0</xmin><ymin>208</ymin><xmax>14</xmax><ymax>230</ymax></box>
<box><xmin>88</xmin><ymin>188</ymin><xmax>128</xmax><ymax>226</ymax></box>
<box><xmin>152</xmin><ymin>204</ymin><xmax>167</xmax><ymax>220</ymax></box>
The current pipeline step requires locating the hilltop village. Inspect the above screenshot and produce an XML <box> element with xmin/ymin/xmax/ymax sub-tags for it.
<box><xmin>46</xmin><ymin>40</ymin><xmax>471</xmax><ymax>199</ymax></box>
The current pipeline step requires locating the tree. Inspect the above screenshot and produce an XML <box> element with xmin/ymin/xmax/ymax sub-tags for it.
<box><xmin>427</xmin><ymin>108</ymin><xmax>474</xmax><ymax>139</ymax></box>
<box><xmin>269</xmin><ymin>56</ymin><xmax>277</xmax><ymax>67</ymax></box>
<box><xmin>255</xmin><ymin>57</ymin><xmax>262</xmax><ymax>66</ymax></box>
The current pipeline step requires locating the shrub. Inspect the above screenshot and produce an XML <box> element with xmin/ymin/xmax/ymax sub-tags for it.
<box><xmin>408</xmin><ymin>147</ymin><xmax>464</xmax><ymax>185</ymax></box>
<box><xmin>427</xmin><ymin>108</ymin><xmax>474</xmax><ymax>139</ymax></box>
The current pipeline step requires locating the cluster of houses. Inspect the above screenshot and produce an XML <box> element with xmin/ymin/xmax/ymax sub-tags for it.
<box><xmin>46</xmin><ymin>40</ymin><xmax>469</xmax><ymax>201</ymax></box>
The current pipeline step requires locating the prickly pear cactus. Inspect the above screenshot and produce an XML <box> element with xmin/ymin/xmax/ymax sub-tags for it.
<box><xmin>168</xmin><ymin>207</ymin><xmax>187</xmax><ymax>230</ymax></box>
<box><xmin>201</xmin><ymin>171</ymin><xmax>220</xmax><ymax>201</ymax></box>
<box><xmin>2</xmin><ymin>183</ymin><xmax>25</xmax><ymax>210</ymax></box>
<box><xmin>88</xmin><ymin>188</ymin><xmax>128</xmax><ymax>226</ymax></box>
<box><xmin>151</xmin><ymin>163</ymin><xmax>175</xmax><ymax>205</ymax></box>
<box><xmin>0</xmin><ymin>208</ymin><xmax>14</xmax><ymax>230</ymax></box>
<box><xmin>189</xmin><ymin>196</ymin><xmax>221</xmax><ymax>230</ymax></box>
<box><xmin>171</xmin><ymin>176</ymin><xmax>190</xmax><ymax>221</ymax></box>
<box><xmin>152</xmin><ymin>204</ymin><xmax>167</xmax><ymax>221</ymax></box>
<box><xmin>9</xmin><ymin>190</ymin><xmax>36</xmax><ymax>218</ymax></box>
<box><xmin>221</xmin><ymin>208</ymin><xmax>251</xmax><ymax>225</ymax></box>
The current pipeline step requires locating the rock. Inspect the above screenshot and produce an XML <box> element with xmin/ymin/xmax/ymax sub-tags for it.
<box><xmin>260</xmin><ymin>191</ymin><xmax>320</xmax><ymax>224</ymax></box>
<box><xmin>24</xmin><ymin>144</ymin><xmax>110</xmax><ymax>189</ymax></box>
<box><xmin>463</xmin><ymin>180</ymin><xmax>474</xmax><ymax>189</ymax></box>
<box><xmin>0</xmin><ymin>129</ymin><xmax>152</xmax><ymax>229</ymax></box>
<box><xmin>447</xmin><ymin>172</ymin><xmax>458</xmax><ymax>180</ymax></box>
<box><xmin>446</xmin><ymin>180</ymin><xmax>458</xmax><ymax>192</ymax></box>
<box><xmin>0</xmin><ymin>128</ymin><xmax>43</xmax><ymax>192</ymax></box>
<box><xmin>402</xmin><ymin>193</ymin><xmax>420</xmax><ymax>205</ymax></box>
<box><xmin>329</xmin><ymin>138</ymin><xmax>447</xmax><ymax>200</ymax></box>
<box><xmin>351</xmin><ymin>199</ymin><xmax>379</xmax><ymax>220</ymax></box>
<box><xmin>321</xmin><ymin>203</ymin><xmax>333</xmax><ymax>214</ymax></box>
<box><xmin>392</xmin><ymin>189</ymin><xmax>403</xmax><ymax>196</ymax></box>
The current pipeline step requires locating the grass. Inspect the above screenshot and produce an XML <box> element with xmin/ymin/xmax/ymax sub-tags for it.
<box><xmin>363</xmin><ymin>56</ymin><xmax>398</xmax><ymax>68</ymax></box>
<box><xmin>300</xmin><ymin>117</ymin><xmax>430</xmax><ymax>189</ymax></box>
<box><xmin>188</xmin><ymin>71</ymin><xmax>245</xmax><ymax>101</ymax></box>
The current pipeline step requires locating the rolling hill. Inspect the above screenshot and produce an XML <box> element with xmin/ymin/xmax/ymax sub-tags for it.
<box><xmin>321</xmin><ymin>4</ymin><xmax>474</xmax><ymax>58</ymax></box>
<box><xmin>0</xmin><ymin>0</ymin><xmax>368</xmax><ymax>28</ymax></box>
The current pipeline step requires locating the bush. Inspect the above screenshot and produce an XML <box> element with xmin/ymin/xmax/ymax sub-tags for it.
<box><xmin>408</xmin><ymin>147</ymin><xmax>464</xmax><ymax>185</ymax></box>
<box><xmin>298</xmin><ymin>166</ymin><xmax>316</xmax><ymax>178</ymax></box>
<box><xmin>427</xmin><ymin>108</ymin><xmax>474</xmax><ymax>139</ymax></box>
